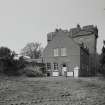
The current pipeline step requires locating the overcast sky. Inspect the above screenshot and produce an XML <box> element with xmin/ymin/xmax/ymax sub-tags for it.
<box><xmin>0</xmin><ymin>0</ymin><xmax>104</xmax><ymax>54</ymax></box>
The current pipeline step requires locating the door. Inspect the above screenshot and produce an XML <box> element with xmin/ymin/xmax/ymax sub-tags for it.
<box><xmin>62</xmin><ymin>64</ymin><xmax>67</xmax><ymax>76</ymax></box>
<box><xmin>74</xmin><ymin>66</ymin><xmax>79</xmax><ymax>77</ymax></box>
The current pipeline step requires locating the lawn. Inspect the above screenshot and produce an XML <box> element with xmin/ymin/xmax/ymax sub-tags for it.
<box><xmin>0</xmin><ymin>76</ymin><xmax>105</xmax><ymax>105</ymax></box>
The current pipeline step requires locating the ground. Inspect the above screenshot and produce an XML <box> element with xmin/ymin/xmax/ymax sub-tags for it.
<box><xmin>0</xmin><ymin>76</ymin><xmax>105</xmax><ymax>105</ymax></box>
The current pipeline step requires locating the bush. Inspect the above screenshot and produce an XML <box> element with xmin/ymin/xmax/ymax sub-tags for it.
<box><xmin>22</xmin><ymin>66</ymin><xmax>44</xmax><ymax>77</ymax></box>
<box><xmin>0</xmin><ymin>47</ymin><xmax>26</xmax><ymax>76</ymax></box>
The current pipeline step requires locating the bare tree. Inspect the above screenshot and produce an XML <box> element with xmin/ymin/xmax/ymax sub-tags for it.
<box><xmin>21</xmin><ymin>42</ymin><xmax>43</xmax><ymax>59</ymax></box>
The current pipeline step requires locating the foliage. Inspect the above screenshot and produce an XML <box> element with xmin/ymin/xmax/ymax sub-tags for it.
<box><xmin>0</xmin><ymin>47</ymin><xmax>25</xmax><ymax>76</ymax></box>
<box><xmin>100</xmin><ymin>40</ymin><xmax>105</xmax><ymax>75</ymax></box>
<box><xmin>0</xmin><ymin>46</ymin><xmax>46</xmax><ymax>77</ymax></box>
<box><xmin>21</xmin><ymin>42</ymin><xmax>43</xmax><ymax>59</ymax></box>
<box><xmin>0</xmin><ymin>47</ymin><xmax>15</xmax><ymax>59</ymax></box>
<box><xmin>22</xmin><ymin>66</ymin><xmax>44</xmax><ymax>77</ymax></box>
<box><xmin>19</xmin><ymin>61</ymin><xmax>46</xmax><ymax>77</ymax></box>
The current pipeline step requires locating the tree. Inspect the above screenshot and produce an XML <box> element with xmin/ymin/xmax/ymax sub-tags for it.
<box><xmin>21</xmin><ymin>42</ymin><xmax>43</xmax><ymax>59</ymax></box>
<box><xmin>0</xmin><ymin>47</ymin><xmax>15</xmax><ymax>74</ymax></box>
<box><xmin>0</xmin><ymin>47</ymin><xmax>15</xmax><ymax>59</ymax></box>
<box><xmin>0</xmin><ymin>47</ymin><xmax>25</xmax><ymax>75</ymax></box>
<box><xmin>100</xmin><ymin>40</ymin><xmax>105</xmax><ymax>75</ymax></box>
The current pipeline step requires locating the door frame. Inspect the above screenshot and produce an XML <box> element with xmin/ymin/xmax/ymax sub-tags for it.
<box><xmin>61</xmin><ymin>63</ymin><xmax>67</xmax><ymax>76</ymax></box>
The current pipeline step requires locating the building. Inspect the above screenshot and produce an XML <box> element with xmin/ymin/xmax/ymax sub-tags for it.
<box><xmin>42</xmin><ymin>25</ymin><xmax>98</xmax><ymax>77</ymax></box>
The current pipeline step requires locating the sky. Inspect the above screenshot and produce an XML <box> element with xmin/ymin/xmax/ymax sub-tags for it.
<box><xmin>0</xmin><ymin>0</ymin><xmax>105</xmax><ymax>54</ymax></box>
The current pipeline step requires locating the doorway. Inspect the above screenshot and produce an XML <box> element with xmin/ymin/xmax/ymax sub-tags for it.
<box><xmin>61</xmin><ymin>64</ymin><xmax>67</xmax><ymax>76</ymax></box>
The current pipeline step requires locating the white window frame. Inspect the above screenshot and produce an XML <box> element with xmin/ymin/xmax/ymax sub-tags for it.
<box><xmin>53</xmin><ymin>48</ymin><xmax>59</xmax><ymax>56</ymax></box>
<box><xmin>46</xmin><ymin>63</ymin><xmax>51</xmax><ymax>70</ymax></box>
<box><xmin>53</xmin><ymin>63</ymin><xmax>59</xmax><ymax>71</ymax></box>
<box><xmin>61</xmin><ymin>48</ymin><xmax>67</xmax><ymax>56</ymax></box>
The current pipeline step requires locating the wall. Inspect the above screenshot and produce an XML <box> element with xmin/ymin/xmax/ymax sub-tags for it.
<box><xmin>71</xmin><ymin>25</ymin><xmax>98</xmax><ymax>76</ymax></box>
<box><xmin>80</xmin><ymin>47</ymin><xmax>89</xmax><ymax>76</ymax></box>
<box><xmin>43</xmin><ymin>30</ymin><xmax>80</xmax><ymax>75</ymax></box>
<box><xmin>43</xmin><ymin>25</ymin><xmax>98</xmax><ymax>76</ymax></box>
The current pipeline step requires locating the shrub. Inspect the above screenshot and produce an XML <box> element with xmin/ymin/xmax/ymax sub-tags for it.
<box><xmin>22</xmin><ymin>66</ymin><xmax>44</xmax><ymax>77</ymax></box>
<box><xmin>0</xmin><ymin>47</ymin><xmax>26</xmax><ymax>76</ymax></box>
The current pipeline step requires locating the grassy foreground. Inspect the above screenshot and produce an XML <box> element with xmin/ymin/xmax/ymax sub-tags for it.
<box><xmin>0</xmin><ymin>76</ymin><xmax>105</xmax><ymax>105</ymax></box>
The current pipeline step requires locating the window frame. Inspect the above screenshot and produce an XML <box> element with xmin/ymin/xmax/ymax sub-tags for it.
<box><xmin>46</xmin><ymin>63</ymin><xmax>51</xmax><ymax>70</ymax></box>
<box><xmin>53</xmin><ymin>63</ymin><xmax>59</xmax><ymax>71</ymax></box>
<box><xmin>61</xmin><ymin>48</ymin><xmax>67</xmax><ymax>56</ymax></box>
<box><xmin>53</xmin><ymin>48</ymin><xmax>59</xmax><ymax>57</ymax></box>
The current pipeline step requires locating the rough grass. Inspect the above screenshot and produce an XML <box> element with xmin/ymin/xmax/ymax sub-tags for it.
<box><xmin>0</xmin><ymin>76</ymin><xmax>105</xmax><ymax>105</ymax></box>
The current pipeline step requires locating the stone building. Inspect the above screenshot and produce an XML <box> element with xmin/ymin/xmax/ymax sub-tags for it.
<box><xmin>42</xmin><ymin>25</ymin><xmax>98</xmax><ymax>76</ymax></box>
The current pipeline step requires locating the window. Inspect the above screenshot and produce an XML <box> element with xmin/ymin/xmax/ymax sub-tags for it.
<box><xmin>53</xmin><ymin>63</ymin><xmax>58</xmax><ymax>70</ymax></box>
<box><xmin>54</xmin><ymin>48</ymin><xmax>59</xmax><ymax>56</ymax></box>
<box><xmin>46</xmin><ymin>63</ymin><xmax>51</xmax><ymax>70</ymax></box>
<box><xmin>61</xmin><ymin>48</ymin><xmax>67</xmax><ymax>56</ymax></box>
